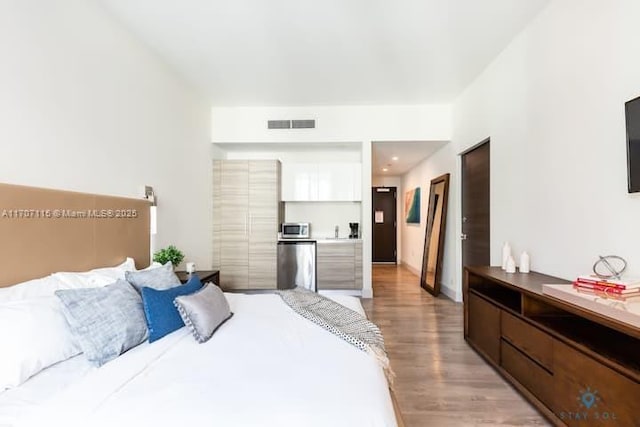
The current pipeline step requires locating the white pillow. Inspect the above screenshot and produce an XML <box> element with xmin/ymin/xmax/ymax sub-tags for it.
<box><xmin>52</xmin><ymin>272</ymin><xmax>116</xmax><ymax>290</ymax></box>
<box><xmin>0</xmin><ymin>259</ymin><xmax>153</xmax><ymax>303</ymax></box>
<box><xmin>0</xmin><ymin>275</ymin><xmax>69</xmax><ymax>302</ymax></box>
<box><xmin>53</xmin><ymin>258</ymin><xmax>137</xmax><ymax>289</ymax></box>
<box><xmin>139</xmin><ymin>262</ymin><xmax>163</xmax><ymax>271</ymax></box>
<box><xmin>0</xmin><ymin>296</ymin><xmax>80</xmax><ymax>391</ymax></box>
<box><xmin>91</xmin><ymin>257</ymin><xmax>136</xmax><ymax>278</ymax></box>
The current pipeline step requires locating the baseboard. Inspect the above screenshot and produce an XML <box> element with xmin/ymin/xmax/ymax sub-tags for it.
<box><xmin>400</xmin><ymin>261</ymin><xmax>461</xmax><ymax>302</ymax></box>
<box><xmin>439</xmin><ymin>285</ymin><xmax>459</xmax><ymax>302</ymax></box>
<box><xmin>400</xmin><ymin>261</ymin><xmax>421</xmax><ymax>277</ymax></box>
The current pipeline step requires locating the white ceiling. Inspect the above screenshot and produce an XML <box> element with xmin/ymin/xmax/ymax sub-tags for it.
<box><xmin>100</xmin><ymin>0</ymin><xmax>549</xmax><ymax>106</ymax></box>
<box><xmin>372</xmin><ymin>141</ymin><xmax>447</xmax><ymax>176</ymax></box>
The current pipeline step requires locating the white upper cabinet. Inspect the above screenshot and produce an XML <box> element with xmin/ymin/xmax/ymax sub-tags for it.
<box><xmin>282</xmin><ymin>162</ymin><xmax>362</xmax><ymax>202</ymax></box>
<box><xmin>351</xmin><ymin>163</ymin><xmax>362</xmax><ymax>201</ymax></box>
<box><xmin>281</xmin><ymin>163</ymin><xmax>318</xmax><ymax>201</ymax></box>
<box><xmin>318</xmin><ymin>163</ymin><xmax>359</xmax><ymax>201</ymax></box>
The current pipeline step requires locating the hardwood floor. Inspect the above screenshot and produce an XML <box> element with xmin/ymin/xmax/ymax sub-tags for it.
<box><xmin>361</xmin><ymin>265</ymin><xmax>550</xmax><ymax>427</ymax></box>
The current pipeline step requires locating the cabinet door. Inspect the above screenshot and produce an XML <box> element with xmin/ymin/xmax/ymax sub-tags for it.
<box><xmin>552</xmin><ymin>341</ymin><xmax>640</xmax><ymax>426</ymax></box>
<box><xmin>281</xmin><ymin>163</ymin><xmax>317</xmax><ymax>201</ymax></box>
<box><xmin>317</xmin><ymin>163</ymin><xmax>354</xmax><ymax>201</ymax></box>
<box><xmin>354</xmin><ymin>241</ymin><xmax>362</xmax><ymax>289</ymax></box>
<box><xmin>282</xmin><ymin>162</ymin><xmax>362</xmax><ymax>201</ymax></box>
<box><xmin>316</xmin><ymin>164</ymin><xmax>332</xmax><ymax>201</ymax></box>
<box><xmin>248</xmin><ymin>161</ymin><xmax>279</xmax><ymax>289</ymax></box>
<box><xmin>317</xmin><ymin>242</ymin><xmax>357</xmax><ymax>289</ymax></box>
<box><xmin>316</xmin><ymin>163</ymin><xmax>362</xmax><ymax>201</ymax></box>
<box><xmin>220</xmin><ymin>161</ymin><xmax>249</xmax><ymax>290</ymax></box>
<box><xmin>467</xmin><ymin>293</ymin><xmax>501</xmax><ymax>364</ymax></box>
<box><xmin>212</xmin><ymin>161</ymin><xmax>222</xmax><ymax>271</ymax></box>
<box><xmin>351</xmin><ymin>163</ymin><xmax>362</xmax><ymax>201</ymax></box>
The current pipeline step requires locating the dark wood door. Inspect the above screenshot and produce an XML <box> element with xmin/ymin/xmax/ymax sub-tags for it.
<box><xmin>372</xmin><ymin>187</ymin><xmax>397</xmax><ymax>263</ymax></box>
<box><xmin>461</xmin><ymin>140</ymin><xmax>490</xmax><ymax>268</ymax></box>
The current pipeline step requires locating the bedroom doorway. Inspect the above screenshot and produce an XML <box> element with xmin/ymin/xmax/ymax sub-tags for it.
<box><xmin>372</xmin><ymin>187</ymin><xmax>397</xmax><ymax>263</ymax></box>
<box><xmin>461</xmin><ymin>139</ymin><xmax>490</xmax><ymax>268</ymax></box>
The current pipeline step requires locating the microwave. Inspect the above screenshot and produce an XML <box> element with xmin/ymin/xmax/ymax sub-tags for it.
<box><xmin>281</xmin><ymin>223</ymin><xmax>310</xmax><ymax>239</ymax></box>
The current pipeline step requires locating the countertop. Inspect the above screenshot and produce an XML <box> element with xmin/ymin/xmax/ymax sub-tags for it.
<box><xmin>315</xmin><ymin>238</ymin><xmax>362</xmax><ymax>243</ymax></box>
<box><xmin>278</xmin><ymin>237</ymin><xmax>362</xmax><ymax>243</ymax></box>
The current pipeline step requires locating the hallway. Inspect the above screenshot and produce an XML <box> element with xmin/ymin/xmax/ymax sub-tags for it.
<box><xmin>361</xmin><ymin>265</ymin><xmax>548</xmax><ymax>427</ymax></box>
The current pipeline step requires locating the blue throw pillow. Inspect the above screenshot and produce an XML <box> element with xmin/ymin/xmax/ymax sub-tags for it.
<box><xmin>141</xmin><ymin>274</ymin><xmax>203</xmax><ymax>343</ymax></box>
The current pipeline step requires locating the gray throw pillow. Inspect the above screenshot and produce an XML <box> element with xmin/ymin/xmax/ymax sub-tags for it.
<box><xmin>174</xmin><ymin>283</ymin><xmax>233</xmax><ymax>343</ymax></box>
<box><xmin>125</xmin><ymin>262</ymin><xmax>181</xmax><ymax>293</ymax></box>
<box><xmin>55</xmin><ymin>279</ymin><xmax>148</xmax><ymax>366</ymax></box>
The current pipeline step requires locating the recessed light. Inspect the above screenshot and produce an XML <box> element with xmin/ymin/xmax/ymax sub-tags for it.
<box><xmin>392</xmin><ymin>156</ymin><xmax>399</xmax><ymax>161</ymax></box>
<box><xmin>382</xmin><ymin>168</ymin><xmax>388</xmax><ymax>172</ymax></box>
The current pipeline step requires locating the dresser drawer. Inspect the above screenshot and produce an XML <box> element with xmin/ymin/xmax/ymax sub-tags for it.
<box><xmin>501</xmin><ymin>311</ymin><xmax>553</xmax><ymax>372</ymax></box>
<box><xmin>468</xmin><ymin>293</ymin><xmax>501</xmax><ymax>364</ymax></box>
<box><xmin>552</xmin><ymin>341</ymin><xmax>640</xmax><ymax>426</ymax></box>
<box><xmin>501</xmin><ymin>340</ymin><xmax>553</xmax><ymax>408</ymax></box>
<box><xmin>316</xmin><ymin>241</ymin><xmax>356</xmax><ymax>258</ymax></box>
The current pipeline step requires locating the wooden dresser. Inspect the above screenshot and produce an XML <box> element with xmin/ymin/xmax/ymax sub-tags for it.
<box><xmin>464</xmin><ymin>266</ymin><xmax>639</xmax><ymax>426</ymax></box>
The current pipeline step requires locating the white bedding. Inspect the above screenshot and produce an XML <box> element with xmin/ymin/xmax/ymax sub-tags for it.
<box><xmin>0</xmin><ymin>356</ymin><xmax>94</xmax><ymax>427</ymax></box>
<box><xmin>7</xmin><ymin>293</ymin><xmax>396</xmax><ymax>427</ymax></box>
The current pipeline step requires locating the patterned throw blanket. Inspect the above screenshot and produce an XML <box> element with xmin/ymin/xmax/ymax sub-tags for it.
<box><xmin>277</xmin><ymin>287</ymin><xmax>394</xmax><ymax>386</ymax></box>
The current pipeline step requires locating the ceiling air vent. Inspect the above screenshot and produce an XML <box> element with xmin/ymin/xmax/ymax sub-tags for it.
<box><xmin>268</xmin><ymin>120</ymin><xmax>291</xmax><ymax>129</ymax></box>
<box><xmin>292</xmin><ymin>119</ymin><xmax>315</xmax><ymax>129</ymax></box>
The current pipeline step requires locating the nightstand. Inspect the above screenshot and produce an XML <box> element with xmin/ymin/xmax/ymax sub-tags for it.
<box><xmin>176</xmin><ymin>270</ymin><xmax>220</xmax><ymax>285</ymax></box>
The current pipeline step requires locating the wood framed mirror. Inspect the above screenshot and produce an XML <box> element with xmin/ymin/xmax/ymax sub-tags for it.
<box><xmin>420</xmin><ymin>173</ymin><xmax>450</xmax><ymax>296</ymax></box>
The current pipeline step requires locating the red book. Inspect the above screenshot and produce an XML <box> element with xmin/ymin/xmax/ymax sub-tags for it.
<box><xmin>575</xmin><ymin>276</ymin><xmax>640</xmax><ymax>290</ymax></box>
<box><xmin>573</xmin><ymin>282</ymin><xmax>640</xmax><ymax>295</ymax></box>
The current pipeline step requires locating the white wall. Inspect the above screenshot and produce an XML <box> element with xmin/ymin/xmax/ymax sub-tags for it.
<box><xmin>222</xmin><ymin>149</ymin><xmax>362</xmax><ymax>162</ymax></box>
<box><xmin>371</xmin><ymin>175</ymin><xmax>403</xmax><ymax>262</ymax></box>
<box><xmin>450</xmin><ymin>0</ymin><xmax>640</xmax><ymax>287</ymax></box>
<box><xmin>212</xmin><ymin>105</ymin><xmax>451</xmax><ymax>144</ymax></box>
<box><xmin>285</xmin><ymin>202</ymin><xmax>361</xmax><ymax>238</ymax></box>
<box><xmin>212</xmin><ymin>104</ymin><xmax>452</xmax><ymax>297</ymax></box>
<box><xmin>0</xmin><ymin>1</ymin><xmax>212</xmax><ymax>269</ymax></box>
<box><xmin>400</xmin><ymin>144</ymin><xmax>458</xmax><ymax>300</ymax></box>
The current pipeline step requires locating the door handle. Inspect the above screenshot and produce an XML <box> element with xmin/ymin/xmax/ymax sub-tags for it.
<box><xmin>460</xmin><ymin>233</ymin><xmax>468</xmax><ymax>240</ymax></box>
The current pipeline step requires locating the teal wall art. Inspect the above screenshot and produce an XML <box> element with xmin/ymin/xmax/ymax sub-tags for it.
<box><xmin>405</xmin><ymin>187</ymin><xmax>420</xmax><ymax>224</ymax></box>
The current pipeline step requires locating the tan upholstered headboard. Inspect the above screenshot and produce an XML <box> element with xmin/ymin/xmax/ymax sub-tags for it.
<box><xmin>0</xmin><ymin>183</ymin><xmax>150</xmax><ymax>287</ymax></box>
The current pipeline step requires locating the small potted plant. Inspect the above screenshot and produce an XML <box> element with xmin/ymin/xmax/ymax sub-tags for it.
<box><xmin>153</xmin><ymin>245</ymin><xmax>185</xmax><ymax>269</ymax></box>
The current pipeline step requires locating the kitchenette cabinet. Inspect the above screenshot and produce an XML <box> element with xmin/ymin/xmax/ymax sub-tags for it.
<box><xmin>316</xmin><ymin>240</ymin><xmax>362</xmax><ymax>290</ymax></box>
<box><xmin>212</xmin><ymin>160</ymin><xmax>281</xmax><ymax>290</ymax></box>
<box><xmin>281</xmin><ymin>162</ymin><xmax>361</xmax><ymax>202</ymax></box>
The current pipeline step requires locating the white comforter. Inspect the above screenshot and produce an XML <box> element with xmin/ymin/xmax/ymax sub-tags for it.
<box><xmin>15</xmin><ymin>293</ymin><xmax>396</xmax><ymax>427</ymax></box>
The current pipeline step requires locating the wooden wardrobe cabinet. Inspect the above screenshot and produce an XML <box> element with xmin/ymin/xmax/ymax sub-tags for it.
<box><xmin>212</xmin><ymin>160</ymin><xmax>281</xmax><ymax>290</ymax></box>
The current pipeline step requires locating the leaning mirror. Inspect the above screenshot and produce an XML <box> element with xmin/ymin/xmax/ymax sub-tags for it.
<box><xmin>420</xmin><ymin>173</ymin><xmax>450</xmax><ymax>296</ymax></box>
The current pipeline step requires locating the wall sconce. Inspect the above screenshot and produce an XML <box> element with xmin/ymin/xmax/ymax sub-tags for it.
<box><xmin>144</xmin><ymin>186</ymin><xmax>157</xmax><ymax>236</ymax></box>
<box><xmin>144</xmin><ymin>185</ymin><xmax>157</xmax><ymax>206</ymax></box>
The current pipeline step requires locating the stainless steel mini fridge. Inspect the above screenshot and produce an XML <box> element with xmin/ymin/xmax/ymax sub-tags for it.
<box><xmin>277</xmin><ymin>240</ymin><xmax>316</xmax><ymax>291</ymax></box>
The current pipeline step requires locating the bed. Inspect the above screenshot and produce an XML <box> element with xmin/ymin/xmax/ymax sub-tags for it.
<box><xmin>1</xmin><ymin>293</ymin><xmax>396</xmax><ymax>427</ymax></box>
<box><xmin>0</xmin><ymin>183</ymin><xmax>398</xmax><ymax>427</ymax></box>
